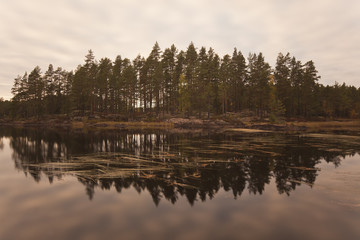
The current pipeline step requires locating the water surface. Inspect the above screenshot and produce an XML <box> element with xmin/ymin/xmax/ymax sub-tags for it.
<box><xmin>0</xmin><ymin>127</ymin><xmax>359</xmax><ymax>240</ymax></box>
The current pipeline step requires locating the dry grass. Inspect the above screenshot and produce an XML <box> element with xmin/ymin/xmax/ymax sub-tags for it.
<box><xmin>86</xmin><ymin>120</ymin><xmax>174</xmax><ymax>129</ymax></box>
<box><xmin>71</xmin><ymin>121</ymin><xmax>84</xmax><ymax>128</ymax></box>
<box><xmin>23</xmin><ymin>153</ymin><xmax>172</xmax><ymax>179</ymax></box>
<box><xmin>291</xmin><ymin>120</ymin><xmax>360</xmax><ymax>132</ymax></box>
<box><xmin>226</xmin><ymin>128</ymin><xmax>272</xmax><ymax>133</ymax></box>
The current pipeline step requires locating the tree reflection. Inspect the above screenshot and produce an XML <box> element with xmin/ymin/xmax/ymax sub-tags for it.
<box><xmin>1</xmin><ymin>127</ymin><xmax>359</xmax><ymax>206</ymax></box>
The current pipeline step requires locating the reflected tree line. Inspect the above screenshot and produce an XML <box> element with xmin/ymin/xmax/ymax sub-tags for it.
<box><xmin>1</xmin><ymin>128</ymin><xmax>359</xmax><ymax>206</ymax></box>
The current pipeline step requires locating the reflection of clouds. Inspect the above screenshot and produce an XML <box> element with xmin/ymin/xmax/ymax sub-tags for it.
<box><xmin>1</xmin><ymin>0</ymin><xmax>360</xmax><ymax>100</ymax></box>
<box><xmin>1</xmin><ymin>127</ymin><xmax>360</xmax><ymax>239</ymax></box>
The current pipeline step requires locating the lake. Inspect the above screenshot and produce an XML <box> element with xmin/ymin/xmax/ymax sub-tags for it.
<box><xmin>0</xmin><ymin>127</ymin><xmax>359</xmax><ymax>240</ymax></box>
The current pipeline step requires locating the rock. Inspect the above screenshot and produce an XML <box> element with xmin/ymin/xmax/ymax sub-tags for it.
<box><xmin>88</xmin><ymin>115</ymin><xmax>101</xmax><ymax>119</ymax></box>
<box><xmin>168</xmin><ymin>118</ymin><xmax>204</xmax><ymax>128</ymax></box>
<box><xmin>213</xmin><ymin>119</ymin><xmax>228</xmax><ymax>126</ymax></box>
<box><xmin>168</xmin><ymin>118</ymin><xmax>232</xmax><ymax>129</ymax></box>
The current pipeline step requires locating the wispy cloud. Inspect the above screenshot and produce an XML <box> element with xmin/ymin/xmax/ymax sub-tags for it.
<box><xmin>0</xmin><ymin>0</ymin><xmax>359</xmax><ymax>99</ymax></box>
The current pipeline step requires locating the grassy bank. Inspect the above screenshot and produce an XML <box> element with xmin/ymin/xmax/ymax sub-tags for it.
<box><xmin>72</xmin><ymin>120</ymin><xmax>174</xmax><ymax>130</ymax></box>
<box><xmin>1</xmin><ymin>115</ymin><xmax>360</xmax><ymax>135</ymax></box>
<box><xmin>291</xmin><ymin>120</ymin><xmax>360</xmax><ymax>133</ymax></box>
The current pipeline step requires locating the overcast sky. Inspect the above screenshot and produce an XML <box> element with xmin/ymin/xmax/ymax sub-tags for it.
<box><xmin>1</xmin><ymin>0</ymin><xmax>359</xmax><ymax>99</ymax></box>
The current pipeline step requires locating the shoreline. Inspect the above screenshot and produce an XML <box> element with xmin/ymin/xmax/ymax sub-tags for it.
<box><xmin>1</xmin><ymin>117</ymin><xmax>360</xmax><ymax>135</ymax></box>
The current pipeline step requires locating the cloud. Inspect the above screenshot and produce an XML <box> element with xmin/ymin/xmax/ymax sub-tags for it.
<box><xmin>0</xmin><ymin>0</ymin><xmax>359</xmax><ymax>99</ymax></box>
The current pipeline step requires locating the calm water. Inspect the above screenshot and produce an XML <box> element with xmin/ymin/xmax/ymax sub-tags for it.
<box><xmin>0</xmin><ymin>127</ymin><xmax>360</xmax><ymax>240</ymax></box>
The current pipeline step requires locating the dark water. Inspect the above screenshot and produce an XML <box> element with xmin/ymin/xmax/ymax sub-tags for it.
<box><xmin>0</xmin><ymin>127</ymin><xmax>360</xmax><ymax>240</ymax></box>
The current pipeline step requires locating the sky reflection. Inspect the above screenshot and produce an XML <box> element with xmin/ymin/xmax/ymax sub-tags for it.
<box><xmin>0</xmin><ymin>131</ymin><xmax>360</xmax><ymax>240</ymax></box>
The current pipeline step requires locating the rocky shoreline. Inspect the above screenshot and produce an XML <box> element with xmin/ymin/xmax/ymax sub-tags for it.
<box><xmin>0</xmin><ymin>116</ymin><xmax>309</xmax><ymax>132</ymax></box>
<box><xmin>2</xmin><ymin>115</ymin><xmax>360</xmax><ymax>135</ymax></box>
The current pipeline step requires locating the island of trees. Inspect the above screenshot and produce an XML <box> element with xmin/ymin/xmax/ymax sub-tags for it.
<box><xmin>1</xmin><ymin>42</ymin><xmax>359</xmax><ymax>121</ymax></box>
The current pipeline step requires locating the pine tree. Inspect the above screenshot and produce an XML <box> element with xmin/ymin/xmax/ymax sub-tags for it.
<box><xmin>11</xmin><ymin>74</ymin><xmax>25</xmax><ymax>102</ymax></box>
<box><xmin>110</xmin><ymin>55</ymin><xmax>122</xmax><ymax>113</ymax></box>
<box><xmin>8</xmin><ymin>43</ymin><xmax>359</xmax><ymax>120</ymax></box>
<box><xmin>27</xmin><ymin>66</ymin><xmax>44</xmax><ymax>117</ymax></box>
<box><xmin>302</xmin><ymin>60</ymin><xmax>320</xmax><ymax>117</ymax></box>
<box><xmin>247</xmin><ymin>53</ymin><xmax>271</xmax><ymax>118</ymax></box>
<box><xmin>72</xmin><ymin>65</ymin><xmax>88</xmax><ymax>112</ymax></box>
<box><xmin>230</xmin><ymin>49</ymin><xmax>246</xmax><ymax>112</ymax></box>
<box><xmin>96</xmin><ymin>58</ymin><xmax>112</xmax><ymax>113</ymax></box>
<box><xmin>289</xmin><ymin>57</ymin><xmax>303</xmax><ymax>116</ymax></box>
<box><xmin>206</xmin><ymin>48</ymin><xmax>220</xmax><ymax>117</ymax></box>
<box><xmin>153</xmin><ymin>62</ymin><xmax>163</xmax><ymax>114</ymax></box>
<box><xmin>161</xmin><ymin>45</ymin><xmax>177</xmax><ymax>114</ymax></box>
<box><xmin>84</xmin><ymin>49</ymin><xmax>97</xmax><ymax>113</ymax></box>
<box><xmin>146</xmin><ymin>42</ymin><xmax>162</xmax><ymax>112</ymax></box>
<box><xmin>274</xmin><ymin>53</ymin><xmax>292</xmax><ymax>116</ymax></box>
<box><xmin>133</xmin><ymin>55</ymin><xmax>145</xmax><ymax>113</ymax></box>
<box><xmin>184</xmin><ymin>42</ymin><xmax>198</xmax><ymax>115</ymax></box>
<box><xmin>173</xmin><ymin>50</ymin><xmax>185</xmax><ymax>114</ymax></box>
<box><xmin>121</xmin><ymin>59</ymin><xmax>137</xmax><ymax>113</ymax></box>
<box><xmin>220</xmin><ymin>54</ymin><xmax>231</xmax><ymax>114</ymax></box>
<box><xmin>195</xmin><ymin>46</ymin><xmax>208</xmax><ymax>117</ymax></box>
<box><xmin>269</xmin><ymin>79</ymin><xmax>285</xmax><ymax>123</ymax></box>
<box><xmin>178</xmin><ymin>74</ymin><xmax>191</xmax><ymax>115</ymax></box>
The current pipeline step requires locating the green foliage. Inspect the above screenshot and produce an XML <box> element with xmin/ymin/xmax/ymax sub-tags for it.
<box><xmin>247</xmin><ymin>53</ymin><xmax>271</xmax><ymax>118</ymax></box>
<box><xmin>274</xmin><ymin>53</ymin><xmax>291</xmax><ymax>116</ymax></box>
<box><xmin>269</xmin><ymin>83</ymin><xmax>285</xmax><ymax>123</ymax></box>
<box><xmin>161</xmin><ymin>45</ymin><xmax>178</xmax><ymax>114</ymax></box>
<box><xmin>229</xmin><ymin>49</ymin><xmax>246</xmax><ymax>112</ymax></box>
<box><xmin>6</xmin><ymin>43</ymin><xmax>360</xmax><ymax>120</ymax></box>
<box><xmin>0</xmin><ymin>98</ymin><xmax>11</xmax><ymax>118</ymax></box>
<box><xmin>178</xmin><ymin>74</ymin><xmax>191</xmax><ymax>115</ymax></box>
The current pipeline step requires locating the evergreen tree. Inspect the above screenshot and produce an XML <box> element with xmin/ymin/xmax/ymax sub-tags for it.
<box><xmin>174</xmin><ymin>50</ymin><xmax>186</xmax><ymax>114</ymax></box>
<box><xmin>121</xmin><ymin>59</ymin><xmax>137</xmax><ymax>113</ymax></box>
<box><xmin>43</xmin><ymin>64</ymin><xmax>56</xmax><ymax>114</ymax></box>
<box><xmin>110</xmin><ymin>55</ymin><xmax>122</xmax><ymax>113</ymax></box>
<box><xmin>153</xmin><ymin>62</ymin><xmax>163</xmax><ymax>114</ymax></box>
<box><xmin>206</xmin><ymin>48</ymin><xmax>220</xmax><ymax>117</ymax></box>
<box><xmin>146</xmin><ymin>42</ymin><xmax>162</xmax><ymax>111</ymax></box>
<box><xmin>96</xmin><ymin>58</ymin><xmax>112</xmax><ymax>113</ymax></box>
<box><xmin>219</xmin><ymin>54</ymin><xmax>231</xmax><ymax>114</ymax></box>
<box><xmin>71</xmin><ymin>65</ymin><xmax>88</xmax><ymax>112</ymax></box>
<box><xmin>195</xmin><ymin>46</ymin><xmax>209</xmax><ymax>117</ymax></box>
<box><xmin>62</xmin><ymin>71</ymin><xmax>73</xmax><ymax>114</ymax></box>
<box><xmin>84</xmin><ymin>49</ymin><xmax>97</xmax><ymax>113</ymax></box>
<box><xmin>161</xmin><ymin>45</ymin><xmax>177</xmax><ymax>114</ymax></box>
<box><xmin>289</xmin><ymin>57</ymin><xmax>303</xmax><ymax>116</ymax></box>
<box><xmin>301</xmin><ymin>60</ymin><xmax>320</xmax><ymax>117</ymax></box>
<box><xmin>229</xmin><ymin>49</ymin><xmax>246</xmax><ymax>112</ymax></box>
<box><xmin>274</xmin><ymin>53</ymin><xmax>292</xmax><ymax>116</ymax></box>
<box><xmin>133</xmin><ymin>55</ymin><xmax>145</xmax><ymax>113</ymax></box>
<box><xmin>27</xmin><ymin>66</ymin><xmax>44</xmax><ymax>117</ymax></box>
<box><xmin>7</xmin><ymin>43</ymin><xmax>359</xmax><ymax>120</ymax></box>
<box><xmin>247</xmin><ymin>53</ymin><xmax>271</xmax><ymax>118</ymax></box>
<box><xmin>11</xmin><ymin>73</ymin><xmax>28</xmax><ymax>117</ymax></box>
<box><xmin>178</xmin><ymin>74</ymin><xmax>191</xmax><ymax>115</ymax></box>
<box><xmin>269</xmin><ymin>78</ymin><xmax>285</xmax><ymax>123</ymax></box>
<box><xmin>184</xmin><ymin>42</ymin><xmax>198</xmax><ymax>115</ymax></box>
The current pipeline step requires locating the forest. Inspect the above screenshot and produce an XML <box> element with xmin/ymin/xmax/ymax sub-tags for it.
<box><xmin>1</xmin><ymin>42</ymin><xmax>360</xmax><ymax>120</ymax></box>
